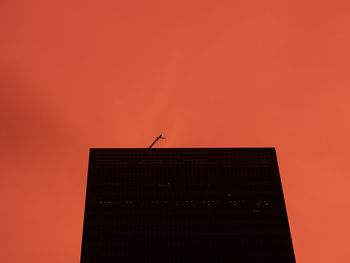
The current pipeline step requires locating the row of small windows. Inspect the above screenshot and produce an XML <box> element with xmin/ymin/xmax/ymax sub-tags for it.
<box><xmin>89</xmin><ymin>167</ymin><xmax>275</xmax><ymax>183</ymax></box>
<box><xmin>98</xmin><ymin>199</ymin><xmax>272</xmax><ymax>208</ymax></box>
<box><xmin>256</xmin><ymin>200</ymin><xmax>272</xmax><ymax>207</ymax></box>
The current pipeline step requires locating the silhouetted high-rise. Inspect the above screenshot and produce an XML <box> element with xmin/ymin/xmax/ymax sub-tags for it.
<box><xmin>81</xmin><ymin>148</ymin><xmax>295</xmax><ymax>262</ymax></box>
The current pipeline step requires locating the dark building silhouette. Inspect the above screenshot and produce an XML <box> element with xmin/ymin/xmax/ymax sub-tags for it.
<box><xmin>81</xmin><ymin>148</ymin><xmax>295</xmax><ymax>262</ymax></box>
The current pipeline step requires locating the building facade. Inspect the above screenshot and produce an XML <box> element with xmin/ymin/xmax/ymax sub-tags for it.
<box><xmin>81</xmin><ymin>148</ymin><xmax>295</xmax><ymax>262</ymax></box>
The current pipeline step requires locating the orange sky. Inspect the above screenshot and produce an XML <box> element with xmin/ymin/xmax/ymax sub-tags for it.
<box><xmin>1</xmin><ymin>0</ymin><xmax>350</xmax><ymax>262</ymax></box>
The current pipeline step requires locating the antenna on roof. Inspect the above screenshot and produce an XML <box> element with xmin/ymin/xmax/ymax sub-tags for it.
<box><xmin>149</xmin><ymin>134</ymin><xmax>166</xmax><ymax>149</ymax></box>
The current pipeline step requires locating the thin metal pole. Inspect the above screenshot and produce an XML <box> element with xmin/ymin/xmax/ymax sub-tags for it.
<box><xmin>149</xmin><ymin>134</ymin><xmax>163</xmax><ymax>149</ymax></box>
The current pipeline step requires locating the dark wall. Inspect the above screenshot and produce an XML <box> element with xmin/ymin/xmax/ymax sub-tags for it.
<box><xmin>81</xmin><ymin>148</ymin><xmax>295</xmax><ymax>262</ymax></box>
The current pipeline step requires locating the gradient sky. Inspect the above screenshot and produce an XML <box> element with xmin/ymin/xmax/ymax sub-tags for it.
<box><xmin>1</xmin><ymin>0</ymin><xmax>350</xmax><ymax>262</ymax></box>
